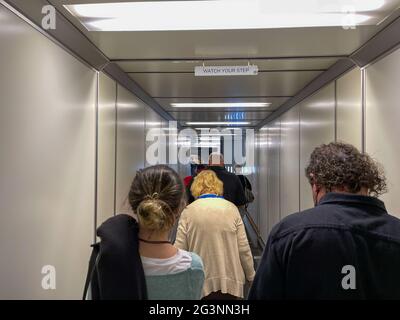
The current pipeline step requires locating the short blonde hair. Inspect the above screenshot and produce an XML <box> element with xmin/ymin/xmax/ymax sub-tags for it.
<box><xmin>191</xmin><ymin>170</ymin><xmax>223</xmax><ymax>198</ymax></box>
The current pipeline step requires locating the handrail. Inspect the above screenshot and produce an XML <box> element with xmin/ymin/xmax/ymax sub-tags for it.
<box><xmin>243</xmin><ymin>207</ymin><xmax>266</xmax><ymax>250</ymax></box>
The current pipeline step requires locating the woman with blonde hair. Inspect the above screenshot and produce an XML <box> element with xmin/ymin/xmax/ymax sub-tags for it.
<box><xmin>175</xmin><ymin>170</ymin><xmax>255</xmax><ymax>299</ymax></box>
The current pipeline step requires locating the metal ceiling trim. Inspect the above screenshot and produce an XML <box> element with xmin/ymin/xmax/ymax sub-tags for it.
<box><xmin>111</xmin><ymin>55</ymin><xmax>347</xmax><ymax>62</ymax></box>
<box><xmin>350</xmin><ymin>15</ymin><xmax>400</xmax><ymax>68</ymax></box>
<box><xmin>126</xmin><ymin>69</ymin><xmax>327</xmax><ymax>74</ymax></box>
<box><xmin>256</xmin><ymin>58</ymin><xmax>356</xmax><ymax>129</ymax></box>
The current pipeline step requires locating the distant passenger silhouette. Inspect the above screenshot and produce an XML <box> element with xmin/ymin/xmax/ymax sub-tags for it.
<box><xmin>249</xmin><ymin>142</ymin><xmax>400</xmax><ymax>299</ymax></box>
<box><xmin>235</xmin><ymin>164</ymin><xmax>254</xmax><ymax>206</ymax></box>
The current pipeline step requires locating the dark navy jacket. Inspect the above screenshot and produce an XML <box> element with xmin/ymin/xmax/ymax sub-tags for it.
<box><xmin>208</xmin><ymin>166</ymin><xmax>247</xmax><ymax>206</ymax></box>
<box><xmin>248</xmin><ymin>193</ymin><xmax>400</xmax><ymax>300</ymax></box>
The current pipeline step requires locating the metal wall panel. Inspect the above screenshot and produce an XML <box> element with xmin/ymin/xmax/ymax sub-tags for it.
<box><xmin>97</xmin><ymin>73</ymin><xmax>116</xmax><ymax>227</ymax></box>
<box><xmin>160</xmin><ymin>120</ymin><xmax>170</xmax><ymax>167</ymax></box>
<box><xmin>245</xmin><ymin>170</ymin><xmax>259</xmax><ymax>224</ymax></box>
<box><xmin>145</xmin><ymin>106</ymin><xmax>162</xmax><ymax>167</ymax></box>
<box><xmin>280</xmin><ymin>106</ymin><xmax>300</xmax><ymax>218</ymax></box>
<box><xmin>257</xmin><ymin>128</ymin><xmax>269</xmax><ymax>240</ymax></box>
<box><xmin>266</xmin><ymin>120</ymin><xmax>281</xmax><ymax>234</ymax></box>
<box><xmin>366</xmin><ymin>47</ymin><xmax>400</xmax><ymax>217</ymax></box>
<box><xmin>115</xmin><ymin>85</ymin><xmax>145</xmax><ymax>212</ymax></box>
<box><xmin>299</xmin><ymin>84</ymin><xmax>335</xmax><ymax>210</ymax></box>
<box><xmin>0</xmin><ymin>5</ymin><xmax>96</xmax><ymax>299</ymax></box>
<box><xmin>336</xmin><ymin>68</ymin><xmax>362</xmax><ymax>149</ymax></box>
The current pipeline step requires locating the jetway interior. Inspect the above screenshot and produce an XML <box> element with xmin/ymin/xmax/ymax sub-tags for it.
<box><xmin>1</xmin><ymin>0</ymin><xmax>400</xmax><ymax>299</ymax></box>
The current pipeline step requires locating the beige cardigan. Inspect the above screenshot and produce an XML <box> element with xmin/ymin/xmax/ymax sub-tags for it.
<box><xmin>174</xmin><ymin>198</ymin><xmax>255</xmax><ymax>298</ymax></box>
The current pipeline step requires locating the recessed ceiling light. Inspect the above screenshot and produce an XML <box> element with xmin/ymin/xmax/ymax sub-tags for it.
<box><xmin>64</xmin><ymin>0</ymin><xmax>385</xmax><ymax>32</ymax></box>
<box><xmin>171</xmin><ymin>102</ymin><xmax>270</xmax><ymax>108</ymax></box>
<box><xmin>186</xmin><ymin>121</ymin><xmax>251</xmax><ymax>126</ymax></box>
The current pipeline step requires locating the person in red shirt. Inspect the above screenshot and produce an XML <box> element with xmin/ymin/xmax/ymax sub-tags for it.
<box><xmin>184</xmin><ymin>164</ymin><xmax>207</xmax><ymax>203</ymax></box>
<box><xmin>184</xmin><ymin>164</ymin><xmax>207</xmax><ymax>187</ymax></box>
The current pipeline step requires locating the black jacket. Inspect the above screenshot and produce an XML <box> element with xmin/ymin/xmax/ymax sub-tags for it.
<box><xmin>83</xmin><ymin>214</ymin><xmax>147</xmax><ymax>300</ymax></box>
<box><xmin>208</xmin><ymin>166</ymin><xmax>247</xmax><ymax>207</ymax></box>
<box><xmin>249</xmin><ymin>193</ymin><xmax>400</xmax><ymax>300</ymax></box>
<box><xmin>238</xmin><ymin>175</ymin><xmax>252</xmax><ymax>191</ymax></box>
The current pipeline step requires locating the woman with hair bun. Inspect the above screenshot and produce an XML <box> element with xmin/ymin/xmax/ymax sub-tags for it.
<box><xmin>86</xmin><ymin>165</ymin><xmax>204</xmax><ymax>300</ymax></box>
<box><xmin>129</xmin><ymin>165</ymin><xmax>204</xmax><ymax>300</ymax></box>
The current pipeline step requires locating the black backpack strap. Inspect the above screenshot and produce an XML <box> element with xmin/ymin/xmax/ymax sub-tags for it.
<box><xmin>82</xmin><ymin>243</ymin><xmax>100</xmax><ymax>300</ymax></box>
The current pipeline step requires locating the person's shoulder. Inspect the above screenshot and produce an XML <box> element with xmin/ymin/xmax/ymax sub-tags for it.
<box><xmin>225</xmin><ymin>171</ymin><xmax>240</xmax><ymax>179</ymax></box>
<box><xmin>269</xmin><ymin>206</ymin><xmax>334</xmax><ymax>241</ymax></box>
<box><xmin>185</xmin><ymin>199</ymin><xmax>203</xmax><ymax>212</ymax></box>
<box><xmin>189</xmin><ymin>197</ymin><xmax>236</xmax><ymax>210</ymax></box>
<box><xmin>373</xmin><ymin>211</ymin><xmax>400</xmax><ymax>242</ymax></box>
<box><xmin>183</xmin><ymin>200</ymin><xmax>217</xmax><ymax>218</ymax></box>
<box><xmin>181</xmin><ymin>251</ymin><xmax>204</xmax><ymax>281</ymax></box>
<box><xmin>189</xmin><ymin>252</ymin><xmax>204</xmax><ymax>271</ymax></box>
<box><xmin>383</xmin><ymin>211</ymin><xmax>400</xmax><ymax>226</ymax></box>
<box><xmin>221</xmin><ymin>198</ymin><xmax>241</xmax><ymax>212</ymax></box>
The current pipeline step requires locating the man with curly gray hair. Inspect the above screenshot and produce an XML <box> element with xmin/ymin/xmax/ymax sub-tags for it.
<box><xmin>249</xmin><ymin>142</ymin><xmax>400</xmax><ymax>300</ymax></box>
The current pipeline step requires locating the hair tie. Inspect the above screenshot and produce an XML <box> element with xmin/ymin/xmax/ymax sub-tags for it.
<box><xmin>144</xmin><ymin>192</ymin><xmax>159</xmax><ymax>200</ymax></box>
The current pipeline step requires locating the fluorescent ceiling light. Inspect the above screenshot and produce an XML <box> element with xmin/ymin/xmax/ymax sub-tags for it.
<box><xmin>194</xmin><ymin>143</ymin><xmax>221</xmax><ymax>147</ymax></box>
<box><xmin>199</xmin><ymin>134</ymin><xmax>238</xmax><ymax>136</ymax></box>
<box><xmin>199</xmin><ymin>137</ymin><xmax>221</xmax><ymax>141</ymax></box>
<box><xmin>186</xmin><ymin>121</ymin><xmax>251</xmax><ymax>126</ymax></box>
<box><xmin>171</xmin><ymin>102</ymin><xmax>270</xmax><ymax>108</ymax></box>
<box><xmin>64</xmin><ymin>0</ymin><xmax>385</xmax><ymax>32</ymax></box>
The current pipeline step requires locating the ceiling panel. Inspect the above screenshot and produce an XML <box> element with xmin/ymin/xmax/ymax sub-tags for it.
<box><xmin>51</xmin><ymin>2</ymin><xmax>400</xmax><ymax>60</ymax></box>
<box><xmin>82</xmin><ymin>28</ymin><xmax>377</xmax><ymax>60</ymax></box>
<box><xmin>129</xmin><ymin>71</ymin><xmax>322</xmax><ymax>97</ymax></box>
<box><xmin>49</xmin><ymin>0</ymin><xmax>400</xmax><ymax>129</ymax></box>
<box><xmin>169</xmin><ymin>111</ymin><xmax>272</xmax><ymax>121</ymax></box>
<box><xmin>116</xmin><ymin>58</ymin><xmax>339</xmax><ymax>73</ymax></box>
<box><xmin>157</xmin><ymin>97</ymin><xmax>288</xmax><ymax>112</ymax></box>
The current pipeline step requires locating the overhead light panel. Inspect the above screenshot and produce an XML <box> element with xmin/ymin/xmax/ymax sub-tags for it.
<box><xmin>171</xmin><ymin>102</ymin><xmax>270</xmax><ymax>108</ymax></box>
<box><xmin>64</xmin><ymin>0</ymin><xmax>387</xmax><ymax>32</ymax></box>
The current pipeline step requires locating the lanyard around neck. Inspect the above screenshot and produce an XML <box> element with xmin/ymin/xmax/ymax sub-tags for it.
<box><xmin>198</xmin><ymin>194</ymin><xmax>224</xmax><ymax>199</ymax></box>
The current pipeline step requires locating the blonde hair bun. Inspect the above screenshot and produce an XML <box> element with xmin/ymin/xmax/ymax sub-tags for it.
<box><xmin>136</xmin><ymin>199</ymin><xmax>174</xmax><ymax>232</ymax></box>
<box><xmin>129</xmin><ymin>165</ymin><xmax>185</xmax><ymax>233</ymax></box>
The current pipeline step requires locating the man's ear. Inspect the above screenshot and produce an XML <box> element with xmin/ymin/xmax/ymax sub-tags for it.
<box><xmin>312</xmin><ymin>183</ymin><xmax>321</xmax><ymax>194</ymax></box>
